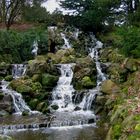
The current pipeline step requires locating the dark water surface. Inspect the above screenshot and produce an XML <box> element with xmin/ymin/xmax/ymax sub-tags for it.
<box><xmin>7</xmin><ymin>125</ymin><xmax>107</xmax><ymax>140</ymax></box>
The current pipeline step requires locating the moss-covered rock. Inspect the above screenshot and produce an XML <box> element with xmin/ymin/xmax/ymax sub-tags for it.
<box><xmin>81</xmin><ymin>76</ymin><xmax>96</xmax><ymax>89</ymax></box>
<box><xmin>73</xmin><ymin>56</ymin><xmax>96</xmax><ymax>90</ymax></box>
<box><xmin>16</xmin><ymin>85</ymin><xmax>33</xmax><ymax>94</ymax></box>
<box><xmin>31</xmin><ymin>82</ymin><xmax>42</xmax><ymax>92</ymax></box>
<box><xmin>27</xmin><ymin>55</ymin><xmax>48</xmax><ymax>76</ymax></box>
<box><xmin>29</xmin><ymin>99</ymin><xmax>39</xmax><ymax>109</ymax></box>
<box><xmin>125</xmin><ymin>59</ymin><xmax>140</xmax><ymax>72</ymax></box>
<box><xmin>36</xmin><ymin>102</ymin><xmax>46</xmax><ymax>111</ymax></box>
<box><xmin>4</xmin><ymin>75</ymin><xmax>13</xmax><ymax>81</ymax></box>
<box><xmin>31</xmin><ymin>74</ymin><xmax>42</xmax><ymax>82</ymax></box>
<box><xmin>101</xmin><ymin>80</ymin><xmax>120</xmax><ymax>95</ymax></box>
<box><xmin>41</xmin><ymin>74</ymin><xmax>58</xmax><ymax>89</ymax></box>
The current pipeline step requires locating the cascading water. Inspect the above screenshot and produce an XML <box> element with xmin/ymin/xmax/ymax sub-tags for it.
<box><xmin>51</xmin><ymin>64</ymin><xmax>75</xmax><ymax>111</ymax></box>
<box><xmin>12</xmin><ymin>64</ymin><xmax>27</xmax><ymax>79</ymax></box>
<box><xmin>2</xmin><ymin>64</ymin><xmax>37</xmax><ymax>115</ymax></box>
<box><xmin>74</xmin><ymin>34</ymin><xmax>107</xmax><ymax>113</ymax></box>
<box><xmin>89</xmin><ymin>35</ymin><xmax>107</xmax><ymax>87</ymax></box>
<box><xmin>0</xmin><ymin>30</ymin><xmax>108</xmax><ymax>140</ymax></box>
<box><xmin>61</xmin><ymin>33</ymin><xmax>72</xmax><ymax>49</ymax></box>
<box><xmin>1</xmin><ymin>80</ymin><xmax>32</xmax><ymax>114</ymax></box>
<box><xmin>31</xmin><ymin>40</ymin><xmax>38</xmax><ymax>56</ymax></box>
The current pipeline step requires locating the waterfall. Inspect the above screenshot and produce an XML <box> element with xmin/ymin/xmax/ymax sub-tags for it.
<box><xmin>89</xmin><ymin>35</ymin><xmax>106</xmax><ymax>87</ymax></box>
<box><xmin>61</xmin><ymin>33</ymin><xmax>71</xmax><ymax>49</ymax></box>
<box><xmin>2</xmin><ymin>64</ymin><xmax>37</xmax><ymax>115</ymax></box>
<box><xmin>1</xmin><ymin>80</ymin><xmax>32</xmax><ymax>114</ymax></box>
<box><xmin>31</xmin><ymin>40</ymin><xmax>38</xmax><ymax>56</ymax></box>
<box><xmin>12</xmin><ymin>64</ymin><xmax>27</xmax><ymax>79</ymax></box>
<box><xmin>78</xmin><ymin>34</ymin><xmax>106</xmax><ymax>111</ymax></box>
<box><xmin>51</xmin><ymin>64</ymin><xmax>75</xmax><ymax>111</ymax></box>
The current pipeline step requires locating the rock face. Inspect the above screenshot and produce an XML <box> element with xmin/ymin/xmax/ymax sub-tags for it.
<box><xmin>0</xmin><ymin>93</ymin><xmax>13</xmax><ymax>116</ymax></box>
<box><xmin>73</xmin><ymin>56</ymin><xmax>96</xmax><ymax>90</ymax></box>
<box><xmin>99</xmin><ymin>47</ymin><xmax>140</xmax><ymax>140</ymax></box>
<box><xmin>101</xmin><ymin>80</ymin><xmax>120</xmax><ymax>95</ymax></box>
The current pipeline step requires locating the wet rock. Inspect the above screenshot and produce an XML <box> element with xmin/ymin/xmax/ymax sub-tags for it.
<box><xmin>101</xmin><ymin>80</ymin><xmax>120</xmax><ymax>95</ymax></box>
<box><xmin>51</xmin><ymin>104</ymin><xmax>59</xmax><ymax>110</ymax></box>
<box><xmin>0</xmin><ymin>110</ymin><xmax>9</xmax><ymax>117</ymax></box>
<box><xmin>88</xmin><ymin>118</ymin><xmax>95</xmax><ymax>124</ymax></box>
<box><xmin>72</xmin><ymin>90</ymin><xmax>87</xmax><ymax>104</ymax></box>
<box><xmin>0</xmin><ymin>135</ymin><xmax>14</xmax><ymax>140</ymax></box>
<box><xmin>0</xmin><ymin>94</ymin><xmax>13</xmax><ymax>113</ymax></box>
<box><xmin>74</xmin><ymin>106</ymin><xmax>81</xmax><ymax>111</ymax></box>
<box><xmin>22</xmin><ymin>110</ymin><xmax>29</xmax><ymax>116</ymax></box>
<box><xmin>36</xmin><ymin>102</ymin><xmax>46</xmax><ymax>111</ymax></box>
<box><xmin>0</xmin><ymin>92</ymin><xmax>4</xmax><ymax>100</ymax></box>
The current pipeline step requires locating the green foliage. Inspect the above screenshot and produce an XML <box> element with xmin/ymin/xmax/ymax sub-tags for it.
<box><xmin>128</xmin><ymin>5</ymin><xmax>140</xmax><ymax>26</ymax></box>
<box><xmin>22</xmin><ymin>5</ymin><xmax>49</xmax><ymax>23</ymax></box>
<box><xmin>61</xmin><ymin>0</ymin><xmax>119</xmax><ymax>32</ymax></box>
<box><xmin>112</xmin><ymin>124</ymin><xmax>122</xmax><ymax>139</ymax></box>
<box><xmin>117</xmin><ymin>26</ymin><xmax>140</xmax><ymax>58</ymax></box>
<box><xmin>0</xmin><ymin>28</ymin><xmax>48</xmax><ymax>63</ymax></box>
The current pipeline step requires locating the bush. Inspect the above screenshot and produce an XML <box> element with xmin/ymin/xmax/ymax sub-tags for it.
<box><xmin>117</xmin><ymin>26</ymin><xmax>140</xmax><ymax>58</ymax></box>
<box><xmin>0</xmin><ymin>28</ymin><xmax>48</xmax><ymax>63</ymax></box>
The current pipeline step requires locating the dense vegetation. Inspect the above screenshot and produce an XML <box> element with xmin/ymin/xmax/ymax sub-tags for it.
<box><xmin>0</xmin><ymin>28</ymin><xmax>48</xmax><ymax>63</ymax></box>
<box><xmin>0</xmin><ymin>1</ymin><xmax>140</xmax><ymax>139</ymax></box>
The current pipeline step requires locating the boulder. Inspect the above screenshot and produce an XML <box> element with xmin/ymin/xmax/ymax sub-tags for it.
<box><xmin>29</xmin><ymin>99</ymin><xmax>39</xmax><ymax>109</ymax></box>
<box><xmin>51</xmin><ymin>104</ymin><xmax>59</xmax><ymax>110</ymax></box>
<box><xmin>36</xmin><ymin>102</ymin><xmax>46</xmax><ymax>111</ymax></box>
<box><xmin>4</xmin><ymin>75</ymin><xmax>13</xmax><ymax>81</ymax></box>
<box><xmin>16</xmin><ymin>85</ymin><xmax>33</xmax><ymax>94</ymax></box>
<box><xmin>74</xmin><ymin>106</ymin><xmax>81</xmax><ymax>111</ymax></box>
<box><xmin>101</xmin><ymin>80</ymin><xmax>120</xmax><ymax>95</ymax></box>
<box><xmin>125</xmin><ymin>59</ymin><xmax>140</xmax><ymax>72</ymax></box>
<box><xmin>0</xmin><ymin>94</ymin><xmax>13</xmax><ymax>114</ymax></box>
<box><xmin>27</xmin><ymin>55</ymin><xmax>48</xmax><ymax>76</ymax></box>
<box><xmin>41</xmin><ymin>74</ymin><xmax>59</xmax><ymax>89</ymax></box>
<box><xmin>81</xmin><ymin>76</ymin><xmax>96</xmax><ymax>89</ymax></box>
<box><xmin>73</xmin><ymin>56</ymin><xmax>96</xmax><ymax>90</ymax></box>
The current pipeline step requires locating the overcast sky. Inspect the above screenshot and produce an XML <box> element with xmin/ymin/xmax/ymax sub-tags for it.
<box><xmin>42</xmin><ymin>0</ymin><xmax>75</xmax><ymax>14</ymax></box>
<box><xmin>42</xmin><ymin>0</ymin><xmax>61</xmax><ymax>13</ymax></box>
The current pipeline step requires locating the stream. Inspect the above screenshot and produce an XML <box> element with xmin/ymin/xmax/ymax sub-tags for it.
<box><xmin>0</xmin><ymin>31</ymin><xmax>107</xmax><ymax>140</ymax></box>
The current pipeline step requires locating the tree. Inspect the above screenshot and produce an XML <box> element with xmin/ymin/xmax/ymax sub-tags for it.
<box><xmin>0</xmin><ymin>0</ymin><xmax>25</xmax><ymax>30</ymax></box>
<box><xmin>61</xmin><ymin>0</ymin><xmax>120</xmax><ymax>32</ymax></box>
<box><xmin>0</xmin><ymin>0</ymin><xmax>48</xmax><ymax>30</ymax></box>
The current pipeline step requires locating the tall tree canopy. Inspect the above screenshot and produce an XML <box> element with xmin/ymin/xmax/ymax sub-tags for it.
<box><xmin>61</xmin><ymin>0</ymin><xmax>120</xmax><ymax>32</ymax></box>
<box><xmin>0</xmin><ymin>0</ymin><xmax>48</xmax><ymax>29</ymax></box>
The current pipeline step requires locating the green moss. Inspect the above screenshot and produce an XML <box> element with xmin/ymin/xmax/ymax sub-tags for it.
<box><xmin>31</xmin><ymin>82</ymin><xmax>42</xmax><ymax>92</ymax></box>
<box><xmin>135</xmin><ymin>124</ymin><xmax>140</xmax><ymax>131</ymax></box>
<box><xmin>41</xmin><ymin>73</ymin><xmax>58</xmax><ymax>88</ymax></box>
<box><xmin>5</xmin><ymin>75</ymin><xmax>13</xmax><ymax>81</ymax></box>
<box><xmin>16</xmin><ymin>84</ymin><xmax>33</xmax><ymax>94</ymax></box>
<box><xmin>112</xmin><ymin>124</ymin><xmax>122</xmax><ymax>139</ymax></box>
<box><xmin>29</xmin><ymin>99</ymin><xmax>39</xmax><ymax>109</ymax></box>
<box><xmin>81</xmin><ymin>76</ymin><xmax>96</xmax><ymax>89</ymax></box>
